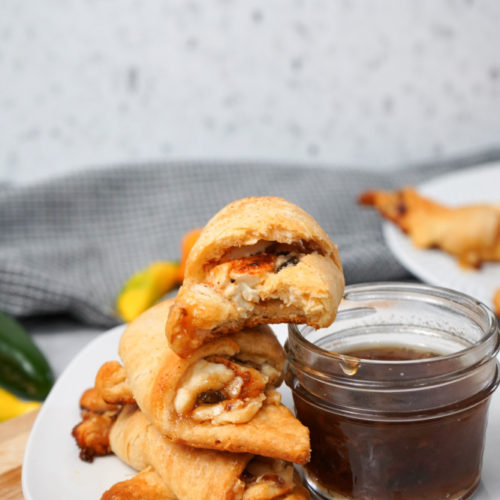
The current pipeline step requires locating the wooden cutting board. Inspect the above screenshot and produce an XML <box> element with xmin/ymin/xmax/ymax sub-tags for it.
<box><xmin>0</xmin><ymin>410</ymin><xmax>39</xmax><ymax>500</ymax></box>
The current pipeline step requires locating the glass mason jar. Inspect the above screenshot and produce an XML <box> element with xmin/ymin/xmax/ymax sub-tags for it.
<box><xmin>286</xmin><ymin>282</ymin><xmax>500</xmax><ymax>500</ymax></box>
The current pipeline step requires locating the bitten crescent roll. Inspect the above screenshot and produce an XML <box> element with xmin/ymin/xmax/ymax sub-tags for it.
<box><xmin>119</xmin><ymin>299</ymin><xmax>310</xmax><ymax>464</ymax></box>
<box><xmin>105</xmin><ymin>405</ymin><xmax>309</xmax><ymax>500</ymax></box>
<box><xmin>166</xmin><ymin>196</ymin><xmax>345</xmax><ymax>356</ymax></box>
<box><xmin>359</xmin><ymin>187</ymin><xmax>500</xmax><ymax>268</ymax></box>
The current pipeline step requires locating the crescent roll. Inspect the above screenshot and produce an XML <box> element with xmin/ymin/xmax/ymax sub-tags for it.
<box><xmin>119</xmin><ymin>300</ymin><xmax>310</xmax><ymax>464</ymax></box>
<box><xmin>101</xmin><ymin>467</ymin><xmax>176</xmax><ymax>500</ymax></box>
<box><xmin>74</xmin><ymin>373</ymin><xmax>309</xmax><ymax>499</ymax></box>
<box><xmin>72</xmin><ymin>386</ymin><xmax>121</xmax><ymax>462</ymax></box>
<box><xmin>359</xmin><ymin>187</ymin><xmax>500</xmax><ymax>268</ymax></box>
<box><xmin>106</xmin><ymin>405</ymin><xmax>309</xmax><ymax>500</ymax></box>
<box><xmin>166</xmin><ymin>196</ymin><xmax>345</xmax><ymax>356</ymax></box>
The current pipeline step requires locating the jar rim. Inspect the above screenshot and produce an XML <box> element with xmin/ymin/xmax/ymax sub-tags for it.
<box><xmin>289</xmin><ymin>282</ymin><xmax>499</xmax><ymax>367</ymax></box>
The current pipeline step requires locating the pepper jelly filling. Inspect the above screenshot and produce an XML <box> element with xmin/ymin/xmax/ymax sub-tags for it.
<box><xmin>174</xmin><ymin>355</ymin><xmax>281</xmax><ymax>424</ymax></box>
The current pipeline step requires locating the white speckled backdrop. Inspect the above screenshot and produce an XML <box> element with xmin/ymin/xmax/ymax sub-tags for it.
<box><xmin>1</xmin><ymin>0</ymin><xmax>500</xmax><ymax>183</ymax></box>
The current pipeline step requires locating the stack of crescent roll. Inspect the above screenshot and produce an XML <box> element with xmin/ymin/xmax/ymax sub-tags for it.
<box><xmin>73</xmin><ymin>196</ymin><xmax>345</xmax><ymax>500</ymax></box>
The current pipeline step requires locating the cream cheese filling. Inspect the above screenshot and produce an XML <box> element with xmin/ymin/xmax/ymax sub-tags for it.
<box><xmin>234</xmin><ymin>354</ymin><xmax>281</xmax><ymax>387</ymax></box>
<box><xmin>242</xmin><ymin>458</ymin><xmax>295</xmax><ymax>500</ymax></box>
<box><xmin>206</xmin><ymin>249</ymin><xmax>305</xmax><ymax>314</ymax></box>
<box><xmin>191</xmin><ymin>393</ymin><xmax>266</xmax><ymax>425</ymax></box>
<box><xmin>174</xmin><ymin>356</ymin><xmax>274</xmax><ymax>424</ymax></box>
<box><xmin>174</xmin><ymin>360</ymin><xmax>234</xmax><ymax>415</ymax></box>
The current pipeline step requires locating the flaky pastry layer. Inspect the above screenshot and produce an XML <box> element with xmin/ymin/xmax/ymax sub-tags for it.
<box><xmin>166</xmin><ymin>197</ymin><xmax>345</xmax><ymax>356</ymax></box>
<box><xmin>108</xmin><ymin>405</ymin><xmax>309</xmax><ymax>500</ymax></box>
<box><xmin>119</xmin><ymin>300</ymin><xmax>310</xmax><ymax>464</ymax></box>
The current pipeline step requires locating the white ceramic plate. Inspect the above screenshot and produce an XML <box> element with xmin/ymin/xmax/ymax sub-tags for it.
<box><xmin>384</xmin><ymin>163</ymin><xmax>500</xmax><ymax>310</ymax></box>
<box><xmin>22</xmin><ymin>322</ymin><xmax>500</xmax><ymax>499</ymax></box>
<box><xmin>22</xmin><ymin>323</ymin><xmax>293</xmax><ymax>500</ymax></box>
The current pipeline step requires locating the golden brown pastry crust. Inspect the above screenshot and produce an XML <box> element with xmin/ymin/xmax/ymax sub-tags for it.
<box><xmin>96</xmin><ymin>361</ymin><xmax>135</xmax><ymax>405</ymax></box>
<box><xmin>73</xmin><ymin>385</ymin><xmax>122</xmax><ymax>462</ymax></box>
<box><xmin>101</xmin><ymin>467</ymin><xmax>309</xmax><ymax>500</ymax></box>
<box><xmin>166</xmin><ymin>197</ymin><xmax>345</xmax><ymax>356</ymax></box>
<box><xmin>119</xmin><ymin>300</ymin><xmax>310</xmax><ymax>464</ymax></box>
<box><xmin>101</xmin><ymin>467</ymin><xmax>176</xmax><ymax>500</ymax></box>
<box><xmin>80</xmin><ymin>387</ymin><xmax>120</xmax><ymax>414</ymax></box>
<box><xmin>109</xmin><ymin>405</ymin><xmax>309</xmax><ymax>500</ymax></box>
<box><xmin>110</xmin><ymin>405</ymin><xmax>251</xmax><ymax>500</ymax></box>
<box><xmin>72</xmin><ymin>412</ymin><xmax>116</xmax><ymax>462</ymax></box>
<box><xmin>359</xmin><ymin>187</ymin><xmax>500</xmax><ymax>268</ymax></box>
<box><xmin>185</xmin><ymin>196</ymin><xmax>342</xmax><ymax>281</ymax></box>
<box><xmin>76</xmin><ymin>368</ymin><xmax>309</xmax><ymax>499</ymax></box>
<box><xmin>285</xmin><ymin>478</ymin><xmax>310</xmax><ymax>500</ymax></box>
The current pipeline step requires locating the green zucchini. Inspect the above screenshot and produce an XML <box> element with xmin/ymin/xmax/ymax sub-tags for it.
<box><xmin>0</xmin><ymin>311</ymin><xmax>54</xmax><ymax>400</ymax></box>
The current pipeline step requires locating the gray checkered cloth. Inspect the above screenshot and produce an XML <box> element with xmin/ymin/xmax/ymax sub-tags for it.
<box><xmin>1</xmin><ymin>151</ymin><xmax>499</xmax><ymax>327</ymax></box>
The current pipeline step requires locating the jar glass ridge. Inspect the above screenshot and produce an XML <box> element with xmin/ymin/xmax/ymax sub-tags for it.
<box><xmin>286</xmin><ymin>282</ymin><xmax>500</xmax><ymax>500</ymax></box>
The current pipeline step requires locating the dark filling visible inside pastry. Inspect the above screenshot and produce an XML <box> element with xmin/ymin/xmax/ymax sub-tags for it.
<box><xmin>218</xmin><ymin>251</ymin><xmax>301</xmax><ymax>279</ymax></box>
<box><xmin>194</xmin><ymin>238</ymin><xmax>336</xmax><ymax>321</ymax></box>
<box><xmin>195</xmin><ymin>389</ymin><xmax>227</xmax><ymax>406</ymax></box>
<box><xmin>203</xmin><ymin>242</ymin><xmax>314</xmax><ymax>309</ymax></box>
<box><xmin>275</xmin><ymin>254</ymin><xmax>299</xmax><ymax>272</ymax></box>
<box><xmin>213</xmin><ymin>239</ymin><xmax>323</xmax><ymax>273</ymax></box>
<box><xmin>240</xmin><ymin>457</ymin><xmax>295</xmax><ymax>499</ymax></box>
<box><xmin>174</xmin><ymin>354</ymin><xmax>281</xmax><ymax>424</ymax></box>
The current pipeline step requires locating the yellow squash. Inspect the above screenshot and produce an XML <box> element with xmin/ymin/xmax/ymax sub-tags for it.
<box><xmin>117</xmin><ymin>261</ymin><xmax>179</xmax><ymax>322</ymax></box>
<box><xmin>0</xmin><ymin>387</ymin><xmax>40</xmax><ymax>422</ymax></box>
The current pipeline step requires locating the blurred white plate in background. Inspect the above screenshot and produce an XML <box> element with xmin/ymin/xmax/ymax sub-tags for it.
<box><xmin>384</xmin><ymin>162</ymin><xmax>500</xmax><ymax>311</ymax></box>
